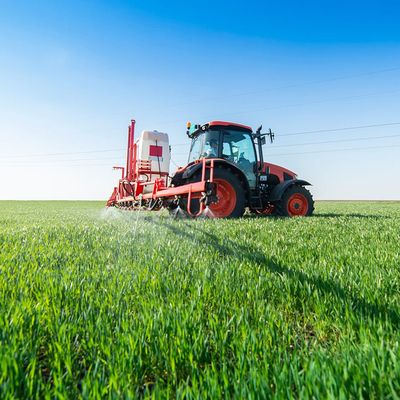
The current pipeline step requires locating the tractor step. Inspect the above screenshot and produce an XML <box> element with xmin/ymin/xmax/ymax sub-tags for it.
<box><xmin>249</xmin><ymin>194</ymin><xmax>263</xmax><ymax>209</ymax></box>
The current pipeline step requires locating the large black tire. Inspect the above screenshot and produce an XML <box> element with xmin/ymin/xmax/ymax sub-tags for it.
<box><xmin>276</xmin><ymin>186</ymin><xmax>314</xmax><ymax>217</ymax></box>
<box><xmin>182</xmin><ymin>166</ymin><xmax>246</xmax><ymax>218</ymax></box>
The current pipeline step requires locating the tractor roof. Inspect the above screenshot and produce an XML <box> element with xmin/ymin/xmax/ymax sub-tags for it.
<box><xmin>187</xmin><ymin>120</ymin><xmax>253</xmax><ymax>139</ymax></box>
<box><xmin>208</xmin><ymin>121</ymin><xmax>252</xmax><ymax>132</ymax></box>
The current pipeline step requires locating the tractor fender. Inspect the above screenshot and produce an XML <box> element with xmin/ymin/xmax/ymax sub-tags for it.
<box><xmin>213</xmin><ymin>160</ymin><xmax>250</xmax><ymax>196</ymax></box>
<box><xmin>182</xmin><ymin>163</ymin><xmax>202</xmax><ymax>179</ymax></box>
<box><xmin>268</xmin><ymin>179</ymin><xmax>312</xmax><ymax>202</ymax></box>
<box><xmin>182</xmin><ymin>159</ymin><xmax>251</xmax><ymax>200</ymax></box>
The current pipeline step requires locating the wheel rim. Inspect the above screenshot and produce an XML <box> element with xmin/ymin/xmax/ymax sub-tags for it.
<box><xmin>210</xmin><ymin>178</ymin><xmax>237</xmax><ymax>218</ymax></box>
<box><xmin>287</xmin><ymin>193</ymin><xmax>308</xmax><ymax>216</ymax></box>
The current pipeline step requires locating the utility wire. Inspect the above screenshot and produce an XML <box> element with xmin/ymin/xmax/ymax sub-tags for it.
<box><xmin>7</xmin><ymin>141</ymin><xmax>400</xmax><ymax>168</ymax></box>
<box><xmin>171</xmin><ymin>133</ymin><xmax>400</xmax><ymax>156</ymax></box>
<box><xmin>2</xmin><ymin>65</ymin><xmax>399</xmax><ymax>160</ymax></box>
<box><xmin>2</xmin><ymin>121</ymin><xmax>400</xmax><ymax>160</ymax></box>
<box><xmin>156</xmin><ymin>88</ymin><xmax>400</xmax><ymax>126</ymax></box>
<box><xmin>172</xmin><ymin>135</ymin><xmax>400</xmax><ymax>156</ymax></box>
<box><xmin>212</xmin><ymin>88</ymin><xmax>400</xmax><ymax>119</ymax></box>
<box><xmin>1</xmin><ymin>163</ymin><xmax>120</xmax><ymax>168</ymax></box>
<box><xmin>0</xmin><ymin>156</ymin><xmax>125</xmax><ymax>165</ymax></box>
<box><xmin>0</xmin><ymin>148</ymin><xmax>125</xmax><ymax>159</ymax></box>
<box><xmin>165</xmin><ymin>66</ymin><xmax>400</xmax><ymax>109</ymax></box>
<box><xmin>280</xmin><ymin>122</ymin><xmax>400</xmax><ymax>137</ymax></box>
<box><xmin>170</xmin><ymin>121</ymin><xmax>400</xmax><ymax>147</ymax></box>
<box><xmin>269</xmin><ymin>143</ymin><xmax>400</xmax><ymax>157</ymax></box>
<box><xmin>270</xmin><ymin>133</ymin><xmax>400</xmax><ymax>148</ymax></box>
<box><xmin>170</xmin><ymin>157</ymin><xmax>181</xmax><ymax>168</ymax></box>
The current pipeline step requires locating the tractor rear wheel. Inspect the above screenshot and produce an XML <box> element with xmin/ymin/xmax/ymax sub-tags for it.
<box><xmin>276</xmin><ymin>186</ymin><xmax>314</xmax><ymax>217</ymax></box>
<box><xmin>183</xmin><ymin>167</ymin><xmax>246</xmax><ymax>218</ymax></box>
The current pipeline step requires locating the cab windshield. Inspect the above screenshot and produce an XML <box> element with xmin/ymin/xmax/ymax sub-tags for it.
<box><xmin>188</xmin><ymin>127</ymin><xmax>257</xmax><ymax>187</ymax></box>
<box><xmin>188</xmin><ymin>128</ymin><xmax>256</xmax><ymax>163</ymax></box>
<box><xmin>188</xmin><ymin>129</ymin><xmax>220</xmax><ymax>163</ymax></box>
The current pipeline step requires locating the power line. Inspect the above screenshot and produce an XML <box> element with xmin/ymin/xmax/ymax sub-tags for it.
<box><xmin>0</xmin><ymin>148</ymin><xmax>125</xmax><ymax>159</ymax></box>
<box><xmin>156</xmin><ymin>88</ymin><xmax>400</xmax><ymax>126</ymax></box>
<box><xmin>0</xmin><ymin>156</ymin><xmax>125</xmax><ymax>165</ymax></box>
<box><xmin>270</xmin><ymin>133</ymin><xmax>400</xmax><ymax>148</ymax></box>
<box><xmin>170</xmin><ymin>157</ymin><xmax>181</xmax><ymax>168</ymax></box>
<box><xmin>164</xmin><ymin>66</ymin><xmax>400</xmax><ymax>109</ymax></box>
<box><xmin>171</xmin><ymin>134</ymin><xmax>400</xmax><ymax>156</ymax></box>
<box><xmin>170</xmin><ymin>121</ymin><xmax>400</xmax><ymax>147</ymax></box>
<box><xmin>279</xmin><ymin>122</ymin><xmax>400</xmax><ymax>136</ymax></box>
<box><xmin>2</xmin><ymin>120</ymin><xmax>400</xmax><ymax>160</ymax></box>
<box><xmin>216</xmin><ymin>88</ymin><xmax>400</xmax><ymax>119</ymax></box>
<box><xmin>0</xmin><ymin>163</ymin><xmax>119</xmax><ymax>168</ymax></box>
<box><xmin>269</xmin><ymin>142</ymin><xmax>400</xmax><ymax>157</ymax></box>
<box><xmin>1</xmin><ymin>65</ymin><xmax>399</xmax><ymax>163</ymax></box>
<box><xmin>4</xmin><ymin>139</ymin><xmax>400</xmax><ymax>167</ymax></box>
<box><xmin>5</xmin><ymin>141</ymin><xmax>400</xmax><ymax>168</ymax></box>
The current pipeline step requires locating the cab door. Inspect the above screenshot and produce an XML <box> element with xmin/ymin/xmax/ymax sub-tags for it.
<box><xmin>221</xmin><ymin>129</ymin><xmax>257</xmax><ymax>188</ymax></box>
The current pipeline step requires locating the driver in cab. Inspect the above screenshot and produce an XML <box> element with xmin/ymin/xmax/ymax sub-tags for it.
<box><xmin>203</xmin><ymin>138</ymin><xmax>218</xmax><ymax>158</ymax></box>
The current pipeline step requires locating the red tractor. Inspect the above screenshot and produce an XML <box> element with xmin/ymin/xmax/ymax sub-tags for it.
<box><xmin>107</xmin><ymin>119</ymin><xmax>314</xmax><ymax>218</ymax></box>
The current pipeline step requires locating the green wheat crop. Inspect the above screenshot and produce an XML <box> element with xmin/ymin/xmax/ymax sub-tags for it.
<box><xmin>0</xmin><ymin>201</ymin><xmax>399</xmax><ymax>399</ymax></box>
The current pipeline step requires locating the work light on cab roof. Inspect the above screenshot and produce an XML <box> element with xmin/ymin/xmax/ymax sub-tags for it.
<box><xmin>106</xmin><ymin>118</ymin><xmax>314</xmax><ymax>218</ymax></box>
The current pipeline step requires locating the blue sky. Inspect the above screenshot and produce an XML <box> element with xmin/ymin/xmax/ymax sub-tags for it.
<box><xmin>0</xmin><ymin>0</ymin><xmax>400</xmax><ymax>199</ymax></box>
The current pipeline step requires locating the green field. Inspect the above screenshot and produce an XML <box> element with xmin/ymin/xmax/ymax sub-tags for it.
<box><xmin>0</xmin><ymin>201</ymin><xmax>399</xmax><ymax>398</ymax></box>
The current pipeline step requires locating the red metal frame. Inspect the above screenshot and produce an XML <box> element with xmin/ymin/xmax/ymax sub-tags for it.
<box><xmin>107</xmin><ymin>119</ymin><xmax>215</xmax><ymax>216</ymax></box>
<box><xmin>126</xmin><ymin>119</ymin><xmax>136</xmax><ymax>181</ymax></box>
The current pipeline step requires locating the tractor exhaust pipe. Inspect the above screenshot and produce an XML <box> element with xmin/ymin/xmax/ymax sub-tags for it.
<box><xmin>255</xmin><ymin>125</ymin><xmax>264</xmax><ymax>171</ymax></box>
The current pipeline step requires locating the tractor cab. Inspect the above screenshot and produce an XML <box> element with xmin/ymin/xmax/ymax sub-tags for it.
<box><xmin>187</xmin><ymin>121</ymin><xmax>258</xmax><ymax>188</ymax></box>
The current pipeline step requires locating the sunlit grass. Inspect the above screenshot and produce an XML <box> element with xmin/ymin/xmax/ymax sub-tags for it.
<box><xmin>0</xmin><ymin>201</ymin><xmax>399</xmax><ymax>398</ymax></box>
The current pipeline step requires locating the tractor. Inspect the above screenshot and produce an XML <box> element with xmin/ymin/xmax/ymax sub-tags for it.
<box><xmin>107</xmin><ymin>119</ymin><xmax>314</xmax><ymax>218</ymax></box>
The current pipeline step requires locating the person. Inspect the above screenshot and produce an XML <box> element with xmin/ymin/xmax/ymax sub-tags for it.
<box><xmin>204</xmin><ymin>138</ymin><xmax>218</xmax><ymax>158</ymax></box>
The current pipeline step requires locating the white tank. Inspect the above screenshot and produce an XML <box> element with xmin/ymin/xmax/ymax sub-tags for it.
<box><xmin>136</xmin><ymin>130</ymin><xmax>170</xmax><ymax>188</ymax></box>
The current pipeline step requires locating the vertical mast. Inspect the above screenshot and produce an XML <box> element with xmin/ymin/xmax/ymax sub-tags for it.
<box><xmin>125</xmin><ymin>119</ymin><xmax>136</xmax><ymax>180</ymax></box>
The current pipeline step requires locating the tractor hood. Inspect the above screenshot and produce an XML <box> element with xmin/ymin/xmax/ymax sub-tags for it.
<box><xmin>263</xmin><ymin>162</ymin><xmax>297</xmax><ymax>182</ymax></box>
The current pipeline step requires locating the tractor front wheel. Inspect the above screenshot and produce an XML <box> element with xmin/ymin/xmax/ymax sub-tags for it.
<box><xmin>276</xmin><ymin>186</ymin><xmax>314</xmax><ymax>217</ymax></box>
<box><xmin>182</xmin><ymin>167</ymin><xmax>246</xmax><ymax>218</ymax></box>
<box><xmin>209</xmin><ymin>167</ymin><xmax>246</xmax><ymax>218</ymax></box>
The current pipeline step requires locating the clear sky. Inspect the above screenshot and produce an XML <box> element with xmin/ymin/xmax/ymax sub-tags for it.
<box><xmin>1</xmin><ymin>0</ymin><xmax>399</xmax><ymax>200</ymax></box>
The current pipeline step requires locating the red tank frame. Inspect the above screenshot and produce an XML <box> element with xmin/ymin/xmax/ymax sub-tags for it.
<box><xmin>106</xmin><ymin>119</ymin><xmax>216</xmax><ymax>216</ymax></box>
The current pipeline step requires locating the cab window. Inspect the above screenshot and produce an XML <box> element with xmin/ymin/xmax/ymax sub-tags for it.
<box><xmin>222</xmin><ymin>130</ymin><xmax>256</xmax><ymax>164</ymax></box>
<box><xmin>222</xmin><ymin>129</ymin><xmax>256</xmax><ymax>187</ymax></box>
